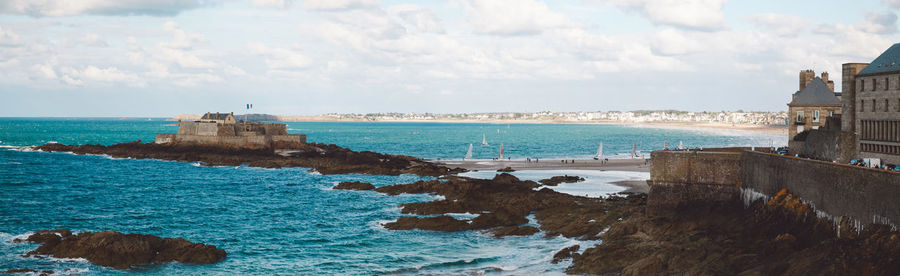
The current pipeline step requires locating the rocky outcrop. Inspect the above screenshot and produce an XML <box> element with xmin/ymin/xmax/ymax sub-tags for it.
<box><xmin>333</xmin><ymin>181</ymin><xmax>375</xmax><ymax>190</ymax></box>
<box><xmin>538</xmin><ymin>175</ymin><xmax>584</xmax><ymax>186</ymax></box>
<box><xmin>551</xmin><ymin>245</ymin><xmax>580</xmax><ymax>264</ymax></box>
<box><xmin>17</xmin><ymin>229</ymin><xmax>226</xmax><ymax>269</ymax></box>
<box><xmin>567</xmin><ymin>188</ymin><xmax>900</xmax><ymax>275</ymax></box>
<box><xmin>33</xmin><ymin>141</ymin><xmax>462</xmax><ymax>176</ymax></box>
<box><xmin>496</xmin><ymin>167</ymin><xmax>515</xmax><ymax>172</ymax></box>
<box><xmin>365</xmin><ymin>172</ymin><xmax>900</xmax><ymax>275</ymax></box>
<box><xmin>373</xmin><ymin>174</ymin><xmax>646</xmax><ymax>242</ymax></box>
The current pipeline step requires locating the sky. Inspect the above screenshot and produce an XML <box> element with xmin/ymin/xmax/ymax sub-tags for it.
<box><xmin>1</xmin><ymin>0</ymin><xmax>900</xmax><ymax>117</ymax></box>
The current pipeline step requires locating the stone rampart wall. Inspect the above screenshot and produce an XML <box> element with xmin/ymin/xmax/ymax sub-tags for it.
<box><xmin>649</xmin><ymin>151</ymin><xmax>742</xmax><ymax>186</ymax></box>
<box><xmin>740</xmin><ymin>151</ymin><xmax>900</xmax><ymax>228</ymax></box>
<box><xmin>648</xmin><ymin>149</ymin><xmax>900</xmax><ymax>229</ymax></box>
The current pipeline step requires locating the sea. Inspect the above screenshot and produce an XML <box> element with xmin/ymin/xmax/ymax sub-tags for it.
<box><xmin>0</xmin><ymin>118</ymin><xmax>786</xmax><ymax>275</ymax></box>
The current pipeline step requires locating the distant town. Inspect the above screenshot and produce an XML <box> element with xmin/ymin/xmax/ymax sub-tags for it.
<box><xmin>174</xmin><ymin>110</ymin><xmax>790</xmax><ymax>126</ymax></box>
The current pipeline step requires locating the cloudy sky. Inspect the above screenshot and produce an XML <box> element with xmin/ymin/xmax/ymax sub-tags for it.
<box><xmin>2</xmin><ymin>0</ymin><xmax>899</xmax><ymax>116</ymax></box>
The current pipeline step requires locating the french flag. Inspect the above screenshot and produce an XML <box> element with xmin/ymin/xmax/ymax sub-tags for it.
<box><xmin>246</xmin><ymin>104</ymin><xmax>253</xmax><ymax>109</ymax></box>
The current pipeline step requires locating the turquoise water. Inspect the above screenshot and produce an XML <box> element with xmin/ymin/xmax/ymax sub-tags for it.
<box><xmin>0</xmin><ymin>118</ymin><xmax>783</xmax><ymax>275</ymax></box>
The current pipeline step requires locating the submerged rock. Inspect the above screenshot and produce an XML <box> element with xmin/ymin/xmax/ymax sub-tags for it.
<box><xmin>333</xmin><ymin>181</ymin><xmax>375</xmax><ymax>190</ymax></box>
<box><xmin>538</xmin><ymin>175</ymin><xmax>585</xmax><ymax>186</ymax></box>
<box><xmin>19</xmin><ymin>229</ymin><xmax>226</xmax><ymax>269</ymax></box>
<box><xmin>496</xmin><ymin>167</ymin><xmax>516</xmax><ymax>172</ymax></box>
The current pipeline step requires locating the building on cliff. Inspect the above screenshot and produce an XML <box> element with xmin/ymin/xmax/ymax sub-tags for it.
<box><xmin>155</xmin><ymin>112</ymin><xmax>305</xmax><ymax>148</ymax></box>
<box><xmin>788</xmin><ymin>74</ymin><xmax>842</xmax><ymax>140</ymax></box>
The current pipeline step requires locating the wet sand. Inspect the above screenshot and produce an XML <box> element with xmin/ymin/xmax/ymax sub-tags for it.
<box><xmin>436</xmin><ymin>158</ymin><xmax>652</xmax><ymax>193</ymax></box>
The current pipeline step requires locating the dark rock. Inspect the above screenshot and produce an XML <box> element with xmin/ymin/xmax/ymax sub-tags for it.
<box><xmin>538</xmin><ymin>175</ymin><xmax>585</xmax><ymax>186</ymax></box>
<box><xmin>33</xmin><ymin>141</ymin><xmax>455</xmax><ymax>176</ymax></box>
<box><xmin>333</xmin><ymin>181</ymin><xmax>375</xmax><ymax>190</ymax></box>
<box><xmin>551</xmin><ymin>245</ymin><xmax>580</xmax><ymax>264</ymax></box>
<box><xmin>22</xmin><ymin>229</ymin><xmax>72</xmax><ymax>244</ymax></box>
<box><xmin>496</xmin><ymin>167</ymin><xmax>515</xmax><ymax>172</ymax></box>
<box><xmin>24</xmin><ymin>230</ymin><xmax>226</xmax><ymax>269</ymax></box>
<box><xmin>489</xmin><ymin>226</ymin><xmax>539</xmax><ymax>238</ymax></box>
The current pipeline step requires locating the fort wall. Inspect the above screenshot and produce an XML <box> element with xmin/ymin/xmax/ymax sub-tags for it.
<box><xmin>649</xmin><ymin>149</ymin><xmax>900</xmax><ymax>230</ymax></box>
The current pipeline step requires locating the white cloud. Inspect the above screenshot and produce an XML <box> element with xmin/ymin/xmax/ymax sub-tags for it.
<box><xmin>597</xmin><ymin>0</ymin><xmax>727</xmax><ymax>31</ymax></box>
<box><xmin>252</xmin><ymin>0</ymin><xmax>292</xmax><ymax>9</ymax></box>
<box><xmin>462</xmin><ymin>0</ymin><xmax>576</xmax><ymax>36</ymax></box>
<box><xmin>746</xmin><ymin>13</ymin><xmax>809</xmax><ymax>36</ymax></box>
<box><xmin>73</xmin><ymin>33</ymin><xmax>109</xmax><ymax>47</ymax></box>
<box><xmin>651</xmin><ymin>28</ymin><xmax>704</xmax><ymax>56</ymax></box>
<box><xmin>387</xmin><ymin>4</ymin><xmax>444</xmax><ymax>34</ymax></box>
<box><xmin>0</xmin><ymin>26</ymin><xmax>23</xmax><ymax>47</ymax></box>
<box><xmin>858</xmin><ymin>12</ymin><xmax>898</xmax><ymax>34</ymax></box>
<box><xmin>302</xmin><ymin>0</ymin><xmax>378</xmax><ymax>11</ymax></box>
<box><xmin>61</xmin><ymin>65</ymin><xmax>142</xmax><ymax>84</ymax></box>
<box><xmin>249</xmin><ymin>43</ymin><xmax>313</xmax><ymax>70</ymax></box>
<box><xmin>0</xmin><ymin>0</ymin><xmax>217</xmax><ymax>17</ymax></box>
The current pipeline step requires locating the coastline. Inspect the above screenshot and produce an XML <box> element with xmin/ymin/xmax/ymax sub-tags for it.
<box><xmin>169</xmin><ymin>115</ymin><xmax>787</xmax><ymax>136</ymax></box>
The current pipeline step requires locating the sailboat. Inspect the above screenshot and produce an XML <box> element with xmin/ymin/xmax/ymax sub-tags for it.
<box><xmin>593</xmin><ymin>142</ymin><xmax>603</xmax><ymax>160</ymax></box>
<box><xmin>482</xmin><ymin>133</ymin><xmax>489</xmax><ymax>146</ymax></box>
<box><xmin>498</xmin><ymin>143</ymin><xmax>505</xmax><ymax>159</ymax></box>
<box><xmin>664</xmin><ymin>140</ymin><xmax>668</xmax><ymax>150</ymax></box>
<box><xmin>464</xmin><ymin>144</ymin><xmax>473</xmax><ymax>160</ymax></box>
<box><xmin>631</xmin><ymin>142</ymin><xmax>637</xmax><ymax>158</ymax></box>
<box><xmin>678</xmin><ymin>141</ymin><xmax>683</xmax><ymax>150</ymax></box>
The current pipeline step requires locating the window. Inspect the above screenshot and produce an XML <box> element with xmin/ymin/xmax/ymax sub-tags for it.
<box><xmin>860</xmin><ymin>79</ymin><xmax>865</xmax><ymax>91</ymax></box>
<box><xmin>797</xmin><ymin>110</ymin><xmax>805</xmax><ymax>122</ymax></box>
<box><xmin>887</xmin><ymin>99</ymin><xmax>891</xmax><ymax>112</ymax></box>
<box><xmin>873</xmin><ymin>79</ymin><xmax>877</xmax><ymax>91</ymax></box>
<box><xmin>874</xmin><ymin>99</ymin><xmax>877</xmax><ymax>112</ymax></box>
<box><xmin>886</xmin><ymin>78</ymin><xmax>890</xmax><ymax>90</ymax></box>
<box><xmin>813</xmin><ymin>110</ymin><xmax>820</xmax><ymax>122</ymax></box>
<box><xmin>829</xmin><ymin>110</ymin><xmax>834</xmax><ymax>117</ymax></box>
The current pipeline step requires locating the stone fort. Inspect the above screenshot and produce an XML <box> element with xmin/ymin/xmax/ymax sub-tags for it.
<box><xmin>155</xmin><ymin>112</ymin><xmax>306</xmax><ymax>148</ymax></box>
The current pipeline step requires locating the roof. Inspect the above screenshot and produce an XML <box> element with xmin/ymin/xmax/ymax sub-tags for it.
<box><xmin>789</xmin><ymin>77</ymin><xmax>841</xmax><ymax>106</ymax></box>
<box><xmin>857</xmin><ymin>43</ymin><xmax>900</xmax><ymax>75</ymax></box>
<box><xmin>201</xmin><ymin>112</ymin><xmax>233</xmax><ymax>120</ymax></box>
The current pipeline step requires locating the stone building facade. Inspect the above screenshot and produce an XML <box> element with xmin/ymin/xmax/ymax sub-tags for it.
<box><xmin>788</xmin><ymin>74</ymin><xmax>842</xmax><ymax>140</ymax></box>
<box><xmin>851</xmin><ymin>44</ymin><xmax>900</xmax><ymax>164</ymax></box>
<box><xmin>155</xmin><ymin>112</ymin><xmax>305</xmax><ymax>148</ymax></box>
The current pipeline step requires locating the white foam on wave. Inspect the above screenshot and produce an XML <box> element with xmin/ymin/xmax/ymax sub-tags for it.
<box><xmin>5</xmin><ymin>231</ymin><xmax>34</xmax><ymax>243</ymax></box>
<box><xmin>190</xmin><ymin>162</ymin><xmax>203</xmax><ymax>167</ymax></box>
<box><xmin>307</xmin><ymin>169</ymin><xmax>322</xmax><ymax>175</ymax></box>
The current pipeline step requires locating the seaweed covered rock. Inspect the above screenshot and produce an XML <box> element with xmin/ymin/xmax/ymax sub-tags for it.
<box><xmin>20</xmin><ymin>230</ymin><xmax>226</xmax><ymax>269</ymax></box>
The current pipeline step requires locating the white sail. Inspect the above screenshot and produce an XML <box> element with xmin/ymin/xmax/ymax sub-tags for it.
<box><xmin>678</xmin><ymin>141</ymin><xmax>683</xmax><ymax>150</ymax></box>
<box><xmin>498</xmin><ymin>143</ymin><xmax>505</xmax><ymax>159</ymax></box>
<box><xmin>465</xmin><ymin>144</ymin><xmax>473</xmax><ymax>160</ymax></box>
<box><xmin>482</xmin><ymin>133</ymin><xmax>489</xmax><ymax>146</ymax></box>
<box><xmin>594</xmin><ymin>142</ymin><xmax>603</xmax><ymax>160</ymax></box>
<box><xmin>631</xmin><ymin>142</ymin><xmax>637</xmax><ymax>158</ymax></box>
